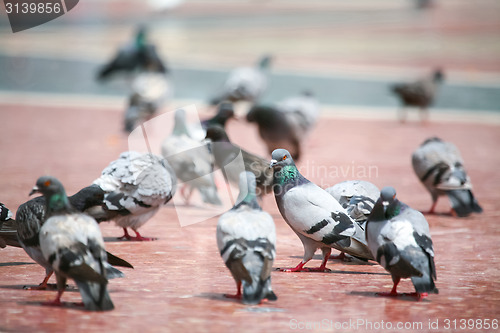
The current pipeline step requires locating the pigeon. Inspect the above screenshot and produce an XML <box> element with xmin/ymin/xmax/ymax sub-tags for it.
<box><xmin>209</xmin><ymin>55</ymin><xmax>272</xmax><ymax>106</ymax></box>
<box><xmin>161</xmin><ymin>109</ymin><xmax>222</xmax><ymax>206</ymax></box>
<box><xmin>246</xmin><ymin>91</ymin><xmax>319</xmax><ymax>161</ymax></box>
<box><xmin>124</xmin><ymin>71</ymin><xmax>171</xmax><ymax>133</ymax></box>
<box><xmin>16</xmin><ymin>185</ymin><xmax>133</xmax><ymax>290</ymax></box>
<box><xmin>0</xmin><ymin>203</ymin><xmax>19</xmax><ymax>248</ymax></box>
<box><xmin>217</xmin><ymin>172</ymin><xmax>277</xmax><ymax>304</ymax></box>
<box><xmin>366</xmin><ymin>186</ymin><xmax>438</xmax><ymax>300</ymax></box>
<box><xmin>204</xmin><ymin>125</ymin><xmax>273</xmax><ymax>197</ymax></box>
<box><xmin>188</xmin><ymin>102</ymin><xmax>236</xmax><ymax>141</ymax></box>
<box><xmin>325</xmin><ymin>180</ymin><xmax>380</xmax><ymax>225</ymax></box>
<box><xmin>412</xmin><ymin>137</ymin><xmax>482</xmax><ymax>217</ymax></box>
<box><xmin>97</xmin><ymin>25</ymin><xmax>167</xmax><ymax>81</ymax></box>
<box><xmin>32</xmin><ymin>176</ymin><xmax>125</xmax><ymax>311</ymax></box>
<box><xmin>270</xmin><ymin>149</ymin><xmax>373</xmax><ymax>272</ymax></box>
<box><xmin>92</xmin><ymin>151</ymin><xmax>177</xmax><ymax>241</ymax></box>
<box><xmin>391</xmin><ymin>69</ymin><xmax>444</xmax><ymax>122</ymax></box>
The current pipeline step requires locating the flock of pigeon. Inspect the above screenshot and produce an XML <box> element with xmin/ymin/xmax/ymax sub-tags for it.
<box><xmin>0</xmin><ymin>26</ymin><xmax>482</xmax><ymax>312</ymax></box>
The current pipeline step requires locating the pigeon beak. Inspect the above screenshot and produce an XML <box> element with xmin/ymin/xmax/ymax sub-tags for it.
<box><xmin>269</xmin><ymin>159</ymin><xmax>278</xmax><ymax>168</ymax></box>
<box><xmin>29</xmin><ymin>186</ymin><xmax>40</xmax><ymax>196</ymax></box>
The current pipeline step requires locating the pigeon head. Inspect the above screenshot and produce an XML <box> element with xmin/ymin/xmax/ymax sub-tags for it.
<box><xmin>369</xmin><ymin>186</ymin><xmax>398</xmax><ymax>221</ymax></box>
<box><xmin>30</xmin><ymin>176</ymin><xmax>72</xmax><ymax>215</ymax></box>
<box><xmin>270</xmin><ymin>149</ymin><xmax>294</xmax><ymax>170</ymax></box>
<box><xmin>380</xmin><ymin>186</ymin><xmax>397</xmax><ymax>206</ymax></box>
<box><xmin>135</xmin><ymin>25</ymin><xmax>147</xmax><ymax>47</ymax></box>
<box><xmin>205</xmin><ymin>125</ymin><xmax>230</xmax><ymax>142</ymax></box>
<box><xmin>30</xmin><ymin>176</ymin><xmax>66</xmax><ymax>197</ymax></box>
<box><xmin>258</xmin><ymin>55</ymin><xmax>272</xmax><ymax>70</ymax></box>
<box><xmin>433</xmin><ymin>69</ymin><xmax>444</xmax><ymax>83</ymax></box>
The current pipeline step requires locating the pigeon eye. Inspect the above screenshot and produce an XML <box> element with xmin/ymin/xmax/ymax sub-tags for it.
<box><xmin>44</xmin><ymin>180</ymin><xmax>51</xmax><ymax>187</ymax></box>
<box><xmin>283</xmin><ymin>156</ymin><xmax>287</xmax><ymax>161</ymax></box>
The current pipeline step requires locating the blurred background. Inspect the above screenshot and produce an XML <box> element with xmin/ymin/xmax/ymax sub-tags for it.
<box><xmin>1</xmin><ymin>0</ymin><xmax>499</xmax><ymax>113</ymax></box>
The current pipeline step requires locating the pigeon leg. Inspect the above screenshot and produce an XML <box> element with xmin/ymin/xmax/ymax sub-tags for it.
<box><xmin>305</xmin><ymin>248</ymin><xmax>332</xmax><ymax>272</ymax></box>
<box><xmin>42</xmin><ymin>288</ymin><xmax>65</xmax><ymax>307</ymax></box>
<box><xmin>280</xmin><ymin>261</ymin><xmax>309</xmax><ymax>272</ymax></box>
<box><xmin>398</xmin><ymin>108</ymin><xmax>407</xmax><ymax>123</ymax></box>
<box><xmin>118</xmin><ymin>228</ymin><xmax>132</xmax><ymax>240</ymax></box>
<box><xmin>377</xmin><ymin>277</ymin><xmax>400</xmax><ymax>297</ymax></box>
<box><xmin>427</xmin><ymin>200</ymin><xmax>438</xmax><ymax>214</ymax></box>
<box><xmin>224</xmin><ymin>281</ymin><xmax>242</xmax><ymax>299</ymax></box>
<box><xmin>129</xmin><ymin>229</ymin><xmax>157</xmax><ymax>241</ymax></box>
<box><xmin>421</xmin><ymin>107</ymin><xmax>430</xmax><ymax>124</ymax></box>
<box><xmin>26</xmin><ymin>272</ymin><xmax>54</xmax><ymax>290</ymax></box>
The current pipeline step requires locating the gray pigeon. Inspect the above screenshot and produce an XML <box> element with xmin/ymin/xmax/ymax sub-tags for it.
<box><xmin>92</xmin><ymin>151</ymin><xmax>177</xmax><ymax>241</ymax></box>
<box><xmin>391</xmin><ymin>69</ymin><xmax>444</xmax><ymax>122</ymax></box>
<box><xmin>205</xmin><ymin>125</ymin><xmax>273</xmax><ymax>197</ymax></box>
<box><xmin>210</xmin><ymin>55</ymin><xmax>272</xmax><ymax>106</ymax></box>
<box><xmin>217</xmin><ymin>172</ymin><xmax>277</xmax><ymax>304</ymax></box>
<box><xmin>16</xmin><ymin>185</ymin><xmax>133</xmax><ymax>290</ymax></box>
<box><xmin>32</xmin><ymin>176</ymin><xmax>125</xmax><ymax>311</ymax></box>
<box><xmin>246</xmin><ymin>91</ymin><xmax>319</xmax><ymax>161</ymax></box>
<box><xmin>161</xmin><ymin>109</ymin><xmax>222</xmax><ymax>206</ymax></box>
<box><xmin>412</xmin><ymin>137</ymin><xmax>482</xmax><ymax>217</ymax></box>
<box><xmin>124</xmin><ymin>72</ymin><xmax>171</xmax><ymax>133</ymax></box>
<box><xmin>270</xmin><ymin>149</ymin><xmax>373</xmax><ymax>272</ymax></box>
<box><xmin>366</xmin><ymin>187</ymin><xmax>438</xmax><ymax>300</ymax></box>
<box><xmin>97</xmin><ymin>25</ymin><xmax>167</xmax><ymax>81</ymax></box>
<box><xmin>0</xmin><ymin>203</ymin><xmax>19</xmax><ymax>248</ymax></box>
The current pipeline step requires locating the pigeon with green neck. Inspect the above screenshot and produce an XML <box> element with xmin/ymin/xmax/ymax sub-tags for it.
<box><xmin>366</xmin><ymin>187</ymin><xmax>438</xmax><ymax>301</ymax></box>
<box><xmin>217</xmin><ymin>172</ymin><xmax>277</xmax><ymax>304</ymax></box>
<box><xmin>97</xmin><ymin>25</ymin><xmax>168</xmax><ymax>81</ymax></box>
<box><xmin>32</xmin><ymin>176</ymin><xmax>124</xmax><ymax>311</ymax></box>
<box><xmin>270</xmin><ymin>149</ymin><xmax>373</xmax><ymax>272</ymax></box>
<box><xmin>16</xmin><ymin>184</ymin><xmax>132</xmax><ymax>290</ymax></box>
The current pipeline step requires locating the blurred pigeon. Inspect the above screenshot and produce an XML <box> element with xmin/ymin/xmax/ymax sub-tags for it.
<box><xmin>366</xmin><ymin>187</ymin><xmax>438</xmax><ymax>300</ymax></box>
<box><xmin>97</xmin><ymin>25</ymin><xmax>167</xmax><ymax>81</ymax></box>
<box><xmin>326</xmin><ymin>180</ymin><xmax>380</xmax><ymax>225</ymax></box>
<box><xmin>412</xmin><ymin>137</ymin><xmax>482</xmax><ymax>217</ymax></box>
<box><xmin>247</xmin><ymin>91</ymin><xmax>319</xmax><ymax>161</ymax></box>
<box><xmin>217</xmin><ymin>172</ymin><xmax>277</xmax><ymax>304</ymax></box>
<box><xmin>188</xmin><ymin>102</ymin><xmax>235</xmax><ymax>141</ymax></box>
<box><xmin>16</xmin><ymin>185</ymin><xmax>132</xmax><ymax>290</ymax></box>
<box><xmin>210</xmin><ymin>55</ymin><xmax>272</xmax><ymax>106</ymax></box>
<box><xmin>32</xmin><ymin>176</ymin><xmax>125</xmax><ymax>311</ymax></box>
<box><xmin>391</xmin><ymin>69</ymin><xmax>444</xmax><ymax>122</ymax></box>
<box><xmin>270</xmin><ymin>149</ymin><xmax>373</xmax><ymax>272</ymax></box>
<box><xmin>92</xmin><ymin>151</ymin><xmax>177</xmax><ymax>241</ymax></box>
<box><xmin>161</xmin><ymin>109</ymin><xmax>222</xmax><ymax>205</ymax></box>
<box><xmin>124</xmin><ymin>72</ymin><xmax>171</xmax><ymax>133</ymax></box>
<box><xmin>205</xmin><ymin>125</ymin><xmax>273</xmax><ymax>197</ymax></box>
<box><xmin>0</xmin><ymin>203</ymin><xmax>19</xmax><ymax>248</ymax></box>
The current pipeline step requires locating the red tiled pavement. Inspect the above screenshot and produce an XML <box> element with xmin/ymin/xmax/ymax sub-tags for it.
<box><xmin>1</xmin><ymin>103</ymin><xmax>499</xmax><ymax>332</ymax></box>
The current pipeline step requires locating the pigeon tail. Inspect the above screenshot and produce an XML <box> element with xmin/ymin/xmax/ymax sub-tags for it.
<box><xmin>75</xmin><ymin>280</ymin><xmax>115</xmax><ymax>311</ymax></box>
<box><xmin>446</xmin><ymin>189</ymin><xmax>483</xmax><ymax>217</ymax></box>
